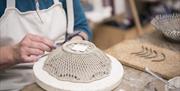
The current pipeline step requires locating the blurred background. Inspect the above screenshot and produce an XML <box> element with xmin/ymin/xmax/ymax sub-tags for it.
<box><xmin>80</xmin><ymin>0</ymin><xmax>180</xmax><ymax>50</ymax></box>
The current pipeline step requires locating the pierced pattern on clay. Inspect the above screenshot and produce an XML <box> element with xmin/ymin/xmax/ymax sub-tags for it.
<box><xmin>43</xmin><ymin>41</ymin><xmax>111</xmax><ymax>83</ymax></box>
<box><xmin>151</xmin><ymin>14</ymin><xmax>180</xmax><ymax>42</ymax></box>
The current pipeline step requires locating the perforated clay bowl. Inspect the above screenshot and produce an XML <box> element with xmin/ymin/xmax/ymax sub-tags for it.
<box><xmin>33</xmin><ymin>41</ymin><xmax>124</xmax><ymax>91</ymax></box>
<box><xmin>151</xmin><ymin>14</ymin><xmax>180</xmax><ymax>42</ymax></box>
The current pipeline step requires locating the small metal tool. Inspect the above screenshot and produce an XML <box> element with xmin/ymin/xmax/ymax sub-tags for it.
<box><xmin>145</xmin><ymin>67</ymin><xmax>177</xmax><ymax>89</ymax></box>
<box><xmin>38</xmin><ymin>31</ymin><xmax>82</xmax><ymax>59</ymax></box>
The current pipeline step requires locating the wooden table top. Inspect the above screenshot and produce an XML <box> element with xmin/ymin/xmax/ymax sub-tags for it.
<box><xmin>22</xmin><ymin>65</ymin><xmax>165</xmax><ymax>91</ymax></box>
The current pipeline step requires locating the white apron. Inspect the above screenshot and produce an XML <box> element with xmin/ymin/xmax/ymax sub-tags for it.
<box><xmin>0</xmin><ymin>0</ymin><xmax>74</xmax><ymax>90</ymax></box>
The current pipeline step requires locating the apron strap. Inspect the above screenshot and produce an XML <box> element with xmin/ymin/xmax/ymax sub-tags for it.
<box><xmin>66</xmin><ymin>0</ymin><xmax>74</xmax><ymax>34</ymax></box>
<box><xmin>6</xmin><ymin>0</ymin><xmax>16</xmax><ymax>8</ymax></box>
<box><xmin>53</xmin><ymin>0</ymin><xmax>59</xmax><ymax>4</ymax></box>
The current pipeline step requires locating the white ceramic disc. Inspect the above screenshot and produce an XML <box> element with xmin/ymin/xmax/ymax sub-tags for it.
<box><xmin>33</xmin><ymin>54</ymin><xmax>124</xmax><ymax>91</ymax></box>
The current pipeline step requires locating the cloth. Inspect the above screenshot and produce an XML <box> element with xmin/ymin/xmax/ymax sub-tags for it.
<box><xmin>0</xmin><ymin>0</ymin><xmax>92</xmax><ymax>39</ymax></box>
<box><xmin>0</xmin><ymin>0</ymin><xmax>77</xmax><ymax>90</ymax></box>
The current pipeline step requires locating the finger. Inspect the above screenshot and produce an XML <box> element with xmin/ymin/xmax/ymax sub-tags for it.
<box><xmin>70</xmin><ymin>36</ymin><xmax>83</xmax><ymax>41</ymax></box>
<box><xmin>29</xmin><ymin>42</ymin><xmax>51</xmax><ymax>52</ymax></box>
<box><xmin>29</xmin><ymin>55</ymin><xmax>39</xmax><ymax>62</ymax></box>
<box><xmin>25</xmin><ymin>47</ymin><xmax>44</xmax><ymax>56</ymax></box>
<box><xmin>28</xmin><ymin>34</ymin><xmax>54</xmax><ymax>48</ymax></box>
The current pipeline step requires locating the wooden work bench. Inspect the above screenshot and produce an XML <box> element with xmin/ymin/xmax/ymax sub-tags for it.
<box><xmin>21</xmin><ymin>65</ymin><xmax>164</xmax><ymax>91</ymax></box>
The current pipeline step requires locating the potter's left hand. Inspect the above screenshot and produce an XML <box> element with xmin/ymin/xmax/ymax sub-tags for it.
<box><xmin>70</xmin><ymin>31</ymin><xmax>88</xmax><ymax>41</ymax></box>
<box><xmin>70</xmin><ymin>36</ymin><xmax>84</xmax><ymax>41</ymax></box>
<box><xmin>55</xmin><ymin>31</ymin><xmax>88</xmax><ymax>48</ymax></box>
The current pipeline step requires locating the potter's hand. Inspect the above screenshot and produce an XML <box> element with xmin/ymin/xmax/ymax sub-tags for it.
<box><xmin>70</xmin><ymin>35</ymin><xmax>84</xmax><ymax>41</ymax></box>
<box><xmin>14</xmin><ymin>34</ymin><xmax>54</xmax><ymax>63</ymax></box>
<box><xmin>70</xmin><ymin>31</ymin><xmax>88</xmax><ymax>41</ymax></box>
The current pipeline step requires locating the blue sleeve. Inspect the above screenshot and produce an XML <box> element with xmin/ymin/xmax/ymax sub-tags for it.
<box><xmin>61</xmin><ymin>0</ymin><xmax>93</xmax><ymax>40</ymax></box>
<box><xmin>0</xmin><ymin>0</ymin><xmax>6</xmax><ymax>17</ymax></box>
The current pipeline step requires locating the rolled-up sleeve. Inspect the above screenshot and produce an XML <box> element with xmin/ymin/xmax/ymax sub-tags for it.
<box><xmin>62</xmin><ymin>0</ymin><xmax>93</xmax><ymax>40</ymax></box>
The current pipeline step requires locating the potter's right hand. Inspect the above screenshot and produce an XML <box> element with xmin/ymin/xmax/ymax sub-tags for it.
<box><xmin>14</xmin><ymin>34</ymin><xmax>54</xmax><ymax>63</ymax></box>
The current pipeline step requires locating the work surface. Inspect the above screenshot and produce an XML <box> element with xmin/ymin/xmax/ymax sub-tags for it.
<box><xmin>106</xmin><ymin>31</ymin><xmax>180</xmax><ymax>79</ymax></box>
<box><xmin>22</xmin><ymin>31</ymin><xmax>180</xmax><ymax>91</ymax></box>
<box><xmin>22</xmin><ymin>66</ymin><xmax>165</xmax><ymax>91</ymax></box>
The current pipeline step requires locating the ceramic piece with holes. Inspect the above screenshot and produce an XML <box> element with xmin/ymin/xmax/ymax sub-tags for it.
<box><xmin>33</xmin><ymin>41</ymin><xmax>124</xmax><ymax>91</ymax></box>
<box><xmin>151</xmin><ymin>14</ymin><xmax>180</xmax><ymax>42</ymax></box>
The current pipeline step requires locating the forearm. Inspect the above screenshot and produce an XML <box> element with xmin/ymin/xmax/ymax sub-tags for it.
<box><xmin>0</xmin><ymin>46</ymin><xmax>17</xmax><ymax>70</ymax></box>
<box><xmin>73</xmin><ymin>0</ymin><xmax>93</xmax><ymax>40</ymax></box>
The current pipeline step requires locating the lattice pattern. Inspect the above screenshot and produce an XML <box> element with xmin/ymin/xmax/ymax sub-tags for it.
<box><xmin>43</xmin><ymin>41</ymin><xmax>111</xmax><ymax>83</ymax></box>
<box><xmin>151</xmin><ymin>14</ymin><xmax>180</xmax><ymax>42</ymax></box>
